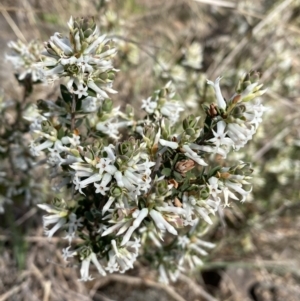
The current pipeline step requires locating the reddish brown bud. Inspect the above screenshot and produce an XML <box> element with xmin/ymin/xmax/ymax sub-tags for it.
<box><xmin>175</xmin><ymin>159</ymin><xmax>195</xmax><ymax>174</ymax></box>
<box><xmin>174</xmin><ymin>197</ymin><xmax>183</xmax><ymax>207</ymax></box>
<box><xmin>168</xmin><ymin>178</ymin><xmax>179</xmax><ymax>189</ymax></box>
<box><xmin>207</xmin><ymin>104</ymin><xmax>218</xmax><ymax>117</ymax></box>
<box><xmin>232</xmin><ymin>94</ymin><xmax>241</xmax><ymax>104</ymax></box>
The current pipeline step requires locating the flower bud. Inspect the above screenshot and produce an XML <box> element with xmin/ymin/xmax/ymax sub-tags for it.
<box><xmin>168</xmin><ymin>179</ymin><xmax>179</xmax><ymax>189</ymax></box>
<box><xmin>207</xmin><ymin>104</ymin><xmax>218</xmax><ymax>117</ymax></box>
<box><xmin>99</xmin><ymin>72</ymin><xmax>108</xmax><ymax>80</ymax></box>
<box><xmin>102</xmin><ymin>98</ymin><xmax>113</xmax><ymax>112</ymax></box>
<box><xmin>52</xmin><ymin>197</ymin><xmax>65</xmax><ymax>208</ymax></box>
<box><xmin>110</xmin><ymin>186</ymin><xmax>123</xmax><ymax>198</ymax></box>
<box><xmin>70</xmin><ymin>148</ymin><xmax>80</xmax><ymax>157</ymax></box>
<box><xmin>183</xmin><ymin>115</ymin><xmax>197</xmax><ymax>130</ymax></box>
<box><xmin>107</xmin><ymin>72</ymin><xmax>115</xmax><ymax>80</ymax></box>
<box><xmin>41</xmin><ymin>120</ymin><xmax>56</xmax><ymax>135</ymax></box>
<box><xmin>185</xmin><ymin>128</ymin><xmax>195</xmax><ymax>136</ymax></box>
<box><xmin>155</xmin><ymin>179</ymin><xmax>169</xmax><ymax>196</ymax></box>
<box><xmin>125</xmin><ymin>104</ymin><xmax>134</xmax><ymax>118</ymax></box>
<box><xmin>200</xmin><ymin>187</ymin><xmax>210</xmax><ymax>200</ymax></box>
<box><xmin>143</xmin><ymin>126</ymin><xmax>156</xmax><ymax>142</ymax></box>
<box><xmin>174</xmin><ymin>197</ymin><xmax>182</xmax><ymax>207</ymax></box>
<box><xmin>159</xmin><ymin>88</ymin><xmax>166</xmax><ymax>98</ymax></box>
<box><xmin>118</xmin><ymin>141</ymin><xmax>134</xmax><ymax>156</ymax></box>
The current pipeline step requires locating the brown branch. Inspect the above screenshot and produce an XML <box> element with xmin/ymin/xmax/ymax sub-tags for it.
<box><xmin>71</xmin><ymin>93</ymin><xmax>77</xmax><ymax>132</ymax></box>
<box><xmin>179</xmin><ymin>274</ymin><xmax>219</xmax><ymax>301</ymax></box>
<box><xmin>93</xmin><ymin>274</ymin><xmax>186</xmax><ymax>301</ymax></box>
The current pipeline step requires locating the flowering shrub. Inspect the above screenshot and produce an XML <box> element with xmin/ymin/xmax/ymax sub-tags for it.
<box><xmin>5</xmin><ymin>16</ymin><xmax>267</xmax><ymax>283</ymax></box>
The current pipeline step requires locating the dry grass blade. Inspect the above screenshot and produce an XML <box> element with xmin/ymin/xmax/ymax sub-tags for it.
<box><xmin>193</xmin><ymin>0</ymin><xmax>236</xmax><ymax>8</ymax></box>
<box><xmin>207</xmin><ymin>0</ymin><xmax>295</xmax><ymax>78</ymax></box>
<box><xmin>0</xmin><ymin>6</ymin><xmax>26</xmax><ymax>42</ymax></box>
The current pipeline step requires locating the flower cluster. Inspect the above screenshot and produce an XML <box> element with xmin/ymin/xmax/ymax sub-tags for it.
<box><xmin>0</xmin><ymin>89</ymin><xmax>47</xmax><ymax>213</ymax></box>
<box><xmin>6</xmin><ymin>39</ymin><xmax>44</xmax><ymax>83</ymax></box>
<box><xmin>39</xmin><ymin>17</ymin><xmax>117</xmax><ymax>99</ymax></box>
<box><xmin>15</xmin><ymin>17</ymin><xmax>267</xmax><ymax>283</ymax></box>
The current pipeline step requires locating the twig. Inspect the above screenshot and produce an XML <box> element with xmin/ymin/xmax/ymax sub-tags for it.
<box><xmin>0</xmin><ymin>6</ymin><xmax>27</xmax><ymax>42</ymax></box>
<box><xmin>193</xmin><ymin>0</ymin><xmax>236</xmax><ymax>8</ymax></box>
<box><xmin>253</xmin><ymin>127</ymin><xmax>290</xmax><ymax>161</ymax></box>
<box><xmin>43</xmin><ymin>281</ymin><xmax>52</xmax><ymax>301</ymax></box>
<box><xmin>203</xmin><ymin>260</ymin><xmax>300</xmax><ymax>277</ymax></box>
<box><xmin>0</xmin><ymin>234</ymin><xmax>83</xmax><ymax>243</ymax></box>
<box><xmin>266</xmin><ymin>90</ymin><xmax>300</xmax><ymax>111</ymax></box>
<box><xmin>71</xmin><ymin>93</ymin><xmax>77</xmax><ymax>131</ymax></box>
<box><xmin>0</xmin><ymin>284</ymin><xmax>23</xmax><ymax>301</ymax></box>
<box><xmin>207</xmin><ymin>0</ymin><xmax>295</xmax><ymax>78</ymax></box>
<box><xmin>236</xmin><ymin>8</ymin><xmax>300</xmax><ymax>35</ymax></box>
<box><xmin>93</xmin><ymin>293</ymin><xmax>116</xmax><ymax>301</ymax></box>
<box><xmin>14</xmin><ymin>207</ymin><xmax>37</xmax><ymax>227</ymax></box>
<box><xmin>0</xmin><ymin>6</ymin><xmax>43</xmax><ymax>13</ymax></box>
<box><xmin>94</xmin><ymin>274</ymin><xmax>186</xmax><ymax>301</ymax></box>
<box><xmin>179</xmin><ymin>274</ymin><xmax>219</xmax><ymax>301</ymax></box>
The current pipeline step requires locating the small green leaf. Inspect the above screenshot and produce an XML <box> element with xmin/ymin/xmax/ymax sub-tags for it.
<box><xmin>207</xmin><ymin>165</ymin><xmax>222</xmax><ymax>178</ymax></box>
<box><xmin>76</xmin><ymin>97</ymin><xmax>83</xmax><ymax>111</ymax></box>
<box><xmin>57</xmin><ymin>127</ymin><xmax>65</xmax><ymax>139</ymax></box>
<box><xmin>173</xmin><ymin>171</ymin><xmax>183</xmax><ymax>182</ymax></box>
<box><xmin>85</xmin><ymin>211</ymin><xmax>95</xmax><ymax>222</ymax></box>
<box><xmin>161</xmin><ymin>168</ymin><xmax>172</xmax><ymax>177</ymax></box>
<box><xmin>75</xmin><ymin>118</ymin><xmax>83</xmax><ymax>128</ymax></box>
<box><xmin>87</xmin><ymin>88</ymin><xmax>97</xmax><ymax>98</ymax></box>
<box><xmin>60</xmin><ymin>85</ymin><xmax>72</xmax><ymax>103</ymax></box>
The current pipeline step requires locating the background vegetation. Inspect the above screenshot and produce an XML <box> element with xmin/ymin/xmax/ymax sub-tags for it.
<box><xmin>0</xmin><ymin>0</ymin><xmax>299</xmax><ymax>300</ymax></box>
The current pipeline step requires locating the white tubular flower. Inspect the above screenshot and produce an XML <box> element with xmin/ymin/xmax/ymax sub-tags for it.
<box><xmin>149</xmin><ymin>209</ymin><xmax>178</xmax><ymax>236</ymax></box>
<box><xmin>64</xmin><ymin>213</ymin><xmax>83</xmax><ymax>243</ymax></box>
<box><xmin>61</xmin><ymin>134</ymin><xmax>81</xmax><ymax>146</ymax></box>
<box><xmin>160</xmin><ymin>101</ymin><xmax>184</xmax><ymax>124</ymax></box>
<box><xmin>106</xmin><ymin>239</ymin><xmax>140</xmax><ymax>273</ymax></box>
<box><xmin>94</xmin><ymin>173</ymin><xmax>112</xmax><ymax>195</ymax></box>
<box><xmin>102</xmin><ymin>196</ymin><xmax>116</xmax><ymax>214</ymax></box>
<box><xmin>62</xmin><ymin>246</ymin><xmax>77</xmax><ymax>262</ymax></box>
<box><xmin>245</xmin><ymin>101</ymin><xmax>267</xmax><ymax>129</ymax></box>
<box><xmin>180</xmin><ymin>235</ymin><xmax>215</xmax><ymax>270</ymax></box>
<box><xmin>101</xmin><ymin>218</ymin><xmax>130</xmax><ymax>237</ymax></box>
<box><xmin>223</xmin><ymin>187</ymin><xmax>239</xmax><ymax>207</ymax></box>
<box><xmin>208</xmin><ymin>120</ymin><xmax>234</xmax><ymax>157</ymax></box>
<box><xmin>96</xmin><ymin>121</ymin><xmax>120</xmax><ymax>139</ymax></box>
<box><xmin>81</xmin><ymin>96</ymin><xmax>99</xmax><ymax>112</ymax></box>
<box><xmin>121</xmin><ymin>208</ymin><xmax>149</xmax><ymax>246</ymax></box>
<box><xmin>158</xmin><ymin>264</ymin><xmax>169</xmax><ymax>284</ymax></box>
<box><xmin>96</xmin><ymin>157</ymin><xmax>116</xmax><ymax>175</ymax></box>
<box><xmin>75</xmin><ymin>173</ymin><xmax>102</xmax><ymax>189</ymax></box>
<box><xmin>182</xmin><ymin>193</ymin><xmax>219</xmax><ymax>226</ymax></box>
<box><xmin>227</xmin><ymin>123</ymin><xmax>253</xmax><ymax>150</ymax></box>
<box><xmin>47</xmin><ymin>148</ymin><xmax>65</xmax><ymax>167</ymax></box>
<box><xmin>177</xmin><ymin>235</ymin><xmax>191</xmax><ymax>248</ymax></box>
<box><xmin>208</xmin><ymin>177</ymin><xmax>222</xmax><ymax>199</ymax></box>
<box><xmin>141</xmin><ymin>97</ymin><xmax>157</xmax><ymax>114</ymax></box>
<box><xmin>224</xmin><ymin>179</ymin><xmax>252</xmax><ymax>203</ymax></box>
<box><xmin>159</xmin><ymin>139</ymin><xmax>179</xmax><ymax>149</ymax></box>
<box><xmin>79</xmin><ymin>250</ymin><xmax>106</xmax><ymax>281</ymax></box>
<box><xmin>114</xmin><ymin>155</ymin><xmax>155</xmax><ymax>197</ymax></box>
<box><xmin>182</xmin><ymin>144</ymin><xmax>208</xmax><ymax>166</ymax></box>
<box><xmin>158</xmin><ymin>262</ymin><xmax>182</xmax><ymax>284</ymax></box>
<box><xmin>37</xmin><ymin>204</ymin><xmax>69</xmax><ymax>240</ymax></box>
<box><xmin>6</xmin><ymin>40</ymin><xmax>45</xmax><ymax>82</ymax></box>
<box><xmin>29</xmin><ymin>140</ymin><xmax>54</xmax><ymax>157</ymax></box>
<box><xmin>207</xmin><ymin>77</ymin><xmax>227</xmax><ymax>110</ymax></box>
<box><xmin>192</xmin><ymin>144</ymin><xmax>228</xmax><ymax>158</ymax></box>
<box><xmin>182</xmin><ymin>42</ymin><xmax>203</xmax><ymax>69</ymax></box>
